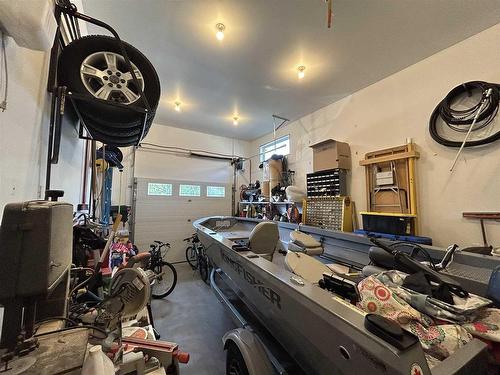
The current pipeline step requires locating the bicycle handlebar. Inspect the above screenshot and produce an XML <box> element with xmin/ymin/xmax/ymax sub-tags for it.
<box><xmin>151</xmin><ymin>241</ymin><xmax>170</xmax><ymax>248</ymax></box>
<box><xmin>183</xmin><ymin>233</ymin><xmax>197</xmax><ymax>242</ymax></box>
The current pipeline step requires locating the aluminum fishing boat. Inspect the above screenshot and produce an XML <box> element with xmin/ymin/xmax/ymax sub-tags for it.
<box><xmin>194</xmin><ymin>216</ymin><xmax>499</xmax><ymax>375</ymax></box>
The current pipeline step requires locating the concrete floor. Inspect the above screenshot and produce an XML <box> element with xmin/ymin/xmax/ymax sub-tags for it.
<box><xmin>151</xmin><ymin>263</ymin><xmax>235</xmax><ymax>375</ymax></box>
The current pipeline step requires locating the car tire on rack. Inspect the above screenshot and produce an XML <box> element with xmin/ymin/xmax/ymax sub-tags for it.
<box><xmin>57</xmin><ymin>35</ymin><xmax>160</xmax><ymax>145</ymax></box>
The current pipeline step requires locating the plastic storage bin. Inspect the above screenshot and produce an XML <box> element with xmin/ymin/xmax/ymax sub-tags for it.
<box><xmin>361</xmin><ymin>212</ymin><xmax>415</xmax><ymax>236</ymax></box>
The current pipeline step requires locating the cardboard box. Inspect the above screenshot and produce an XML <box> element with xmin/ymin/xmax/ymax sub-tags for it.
<box><xmin>310</xmin><ymin>139</ymin><xmax>351</xmax><ymax>171</ymax></box>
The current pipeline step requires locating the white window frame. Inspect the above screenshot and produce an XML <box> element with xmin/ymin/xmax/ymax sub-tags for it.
<box><xmin>259</xmin><ymin>134</ymin><xmax>290</xmax><ymax>162</ymax></box>
<box><xmin>179</xmin><ymin>184</ymin><xmax>201</xmax><ymax>197</ymax></box>
<box><xmin>147</xmin><ymin>182</ymin><xmax>173</xmax><ymax>196</ymax></box>
<box><xmin>206</xmin><ymin>186</ymin><xmax>226</xmax><ymax>198</ymax></box>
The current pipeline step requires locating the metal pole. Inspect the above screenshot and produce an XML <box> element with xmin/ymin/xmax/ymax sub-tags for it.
<box><xmin>45</xmin><ymin>94</ymin><xmax>57</xmax><ymax>194</ymax></box>
<box><xmin>232</xmin><ymin>162</ymin><xmax>237</xmax><ymax>216</ymax></box>
<box><xmin>90</xmin><ymin>141</ymin><xmax>97</xmax><ymax>219</ymax></box>
<box><xmin>81</xmin><ymin>139</ymin><xmax>90</xmax><ymax>206</ymax></box>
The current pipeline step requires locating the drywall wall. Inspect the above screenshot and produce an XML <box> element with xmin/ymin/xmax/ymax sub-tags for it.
<box><xmin>0</xmin><ymin>35</ymin><xmax>85</xmax><ymax>213</ymax></box>
<box><xmin>112</xmin><ymin>123</ymin><xmax>251</xmax><ymax>207</ymax></box>
<box><xmin>250</xmin><ymin>23</ymin><xmax>500</xmax><ymax>248</ymax></box>
<box><xmin>0</xmin><ymin>37</ymin><xmax>49</xmax><ymax>211</ymax></box>
<box><xmin>136</xmin><ymin>124</ymin><xmax>250</xmax><ymax>187</ymax></box>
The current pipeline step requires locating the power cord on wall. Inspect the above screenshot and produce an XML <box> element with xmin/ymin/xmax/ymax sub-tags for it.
<box><xmin>0</xmin><ymin>30</ymin><xmax>8</xmax><ymax>111</ymax></box>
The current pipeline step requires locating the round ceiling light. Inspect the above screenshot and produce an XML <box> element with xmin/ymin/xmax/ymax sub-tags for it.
<box><xmin>216</xmin><ymin>23</ymin><xmax>225</xmax><ymax>41</ymax></box>
<box><xmin>233</xmin><ymin>116</ymin><xmax>239</xmax><ymax>125</ymax></box>
<box><xmin>174</xmin><ymin>101</ymin><xmax>181</xmax><ymax>112</ymax></box>
<box><xmin>297</xmin><ymin>65</ymin><xmax>306</xmax><ymax>79</ymax></box>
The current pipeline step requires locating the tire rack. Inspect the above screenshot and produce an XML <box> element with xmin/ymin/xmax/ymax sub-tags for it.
<box><xmin>45</xmin><ymin>1</ymin><xmax>151</xmax><ymax>218</ymax></box>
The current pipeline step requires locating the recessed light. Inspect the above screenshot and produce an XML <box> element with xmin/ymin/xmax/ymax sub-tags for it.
<box><xmin>233</xmin><ymin>116</ymin><xmax>239</xmax><ymax>125</ymax></box>
<box><xmin>216</xmin><ymin>23</ymin><xmax>225</xmax><ymax>41</ymax></box>
<box><xmin>174</xmin><ymin>101</ymin><xmax>181</xmax><ymax>112</ymax></box>
<box><xmin>297</xmin><ymin>65</ymin><xmax>306</xmax><ymax>79</ymax></box>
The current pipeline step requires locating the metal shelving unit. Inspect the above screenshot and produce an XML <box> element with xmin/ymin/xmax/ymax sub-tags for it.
<box><xmin>238</xmin><ymin>201</ymin><xmax>302</xmax><ymax>205</ymax></box>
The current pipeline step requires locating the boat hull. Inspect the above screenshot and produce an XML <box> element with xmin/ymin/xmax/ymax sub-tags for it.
<box><xmin>194</xmin><ymin>216</ymin><xmax>491</xmax><ymax>375</ymax></box>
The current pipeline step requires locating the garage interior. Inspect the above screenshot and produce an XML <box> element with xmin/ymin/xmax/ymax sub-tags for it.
<box><xmin>0</xmin><ymin>0</ymin><xmax>500</xmax><ymax>374</ymax></box>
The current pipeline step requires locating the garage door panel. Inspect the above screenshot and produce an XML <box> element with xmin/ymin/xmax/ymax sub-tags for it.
<box><xmin>132</xmin><ymin>177</ymin><xmax>231</xmax><ymax>262</ymax></box>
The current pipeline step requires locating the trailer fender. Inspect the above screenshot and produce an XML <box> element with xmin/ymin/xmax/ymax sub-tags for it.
<box><xmin>223</xmin><ymin>328</ymin><xmax>275</xmax><ymax>375</ymax></box>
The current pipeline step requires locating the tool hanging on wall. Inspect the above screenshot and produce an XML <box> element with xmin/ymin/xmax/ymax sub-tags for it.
<box><xmin>0</xmin><ymin>30</ymin><xmax>8</xmax><ymax>111</ymax></box>
<box><xmin>93</xmin><ymin>145</ymin><xmax>124</xmax><ymax>225</ymax></box>
<box><xmin>429</xmin><ymin>81</ymin><xmax>500</xmax><ymax>149</ymax></box>
<box><xmin>324</xmin><ymin>0</ymin><xmax>334</xmax><ymax>28</ymax></box>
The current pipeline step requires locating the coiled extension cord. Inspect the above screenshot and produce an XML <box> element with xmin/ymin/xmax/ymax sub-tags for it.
<box><xmin>429</xmin><ymin>81</ymin><xmax>500</xmax><ymax>147</ymax></box>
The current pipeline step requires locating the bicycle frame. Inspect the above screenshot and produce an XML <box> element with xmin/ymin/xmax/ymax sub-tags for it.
<box><xmin>149</xmin><ymin>243</ymin><xmax>168</xmax><ymax>269</ymax></box>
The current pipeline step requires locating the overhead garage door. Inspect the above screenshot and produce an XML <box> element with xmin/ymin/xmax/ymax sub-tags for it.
<box><xmin>132</xmin><ymin>177</ymin><xmax>232</xmax><ymax>262</ymax></box>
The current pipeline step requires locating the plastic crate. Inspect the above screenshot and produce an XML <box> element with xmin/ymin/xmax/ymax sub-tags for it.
<box><xmin>361</xmin><ymin>212</ymin><xmax>415</xmax><ymax>236</ymax></box>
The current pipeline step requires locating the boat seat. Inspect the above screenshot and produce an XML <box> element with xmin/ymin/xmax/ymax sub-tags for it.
<box><xmin>362</xmin><ymin>246</ymin><xmax>395</xmax><ymax>276</ymax></box>
<box><xmin>288</xmin><ymin>231</ymin><xmax>324</xmax><ymax>256</ymax></box>
<box><xmin>288</xmin><ymin>242</ymin><xmax>324</xmax><ymax>256</ymax></box>
<box><xmin>285</xmin><ymin>252</ymin><xmax>331</xmax><ymax>284</ymax></box>
<box><xmin>248</xmin><ymin>222</ymin><xmax>279</xmax><ymax>262</ymax></box>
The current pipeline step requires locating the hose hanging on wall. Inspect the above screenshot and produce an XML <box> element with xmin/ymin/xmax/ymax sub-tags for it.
<box><xmin>429</xmin><ymin>81</ymin><xmax>500</xmax><ymax>147</ymax></box>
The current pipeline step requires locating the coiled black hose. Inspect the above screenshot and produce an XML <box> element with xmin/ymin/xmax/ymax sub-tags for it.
<box><xmin>429</xmin><ymin>81</ymin><xmax>500</xmax><ymax>147</ymax></box>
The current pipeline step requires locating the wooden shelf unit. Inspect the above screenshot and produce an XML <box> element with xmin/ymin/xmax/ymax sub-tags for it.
<box><xmin>360</xmin><ymin>143</ymin><xmax>420</xmax><ymax>234</ymax></box>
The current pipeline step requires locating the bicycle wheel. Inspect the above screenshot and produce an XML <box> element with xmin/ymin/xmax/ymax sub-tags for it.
<box><xmin>199</xmin><ymin>256</ymin><xmax>209</xmax><ymax>284</ymax></box>
<box><xmin>185</xmin><ymin>246</ymin><xmax>198</xmax><ymax>269</ymax></box>
<box><xmin>152</xmin><ymin>261</ymin><xmax>177</xmax><ymax>299</ymax></box>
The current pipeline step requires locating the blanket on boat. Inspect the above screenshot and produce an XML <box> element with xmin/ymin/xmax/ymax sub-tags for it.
<box><xmin>357</xmin><ymin>270</ymin><xmax>500</xmax><ymax>367</ymax></box>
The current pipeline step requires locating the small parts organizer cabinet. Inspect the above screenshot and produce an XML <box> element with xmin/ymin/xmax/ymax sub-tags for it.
<box><xmin>306</xmin><ymin>169</ymin><xmax>347</xmax><ymax>198</ymax></box>
<box><xmin>303</xmin><ymin>197</ymin><xmax>353</xmax><ymax>232</ymax></box>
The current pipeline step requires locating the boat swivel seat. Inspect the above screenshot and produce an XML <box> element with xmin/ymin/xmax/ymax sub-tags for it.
<box><xmin>362</xmin><ymin>246</ymin><xmax>397</xmax><ymax>277</ymax></box>
<box><xmin>248</xmin><ymin>222</ymin><xmax>280</xmax><ymax>261</ymax></box>
<box><xmin>288</xmin><ymin>230</ymin><xmax>324</xmax><ymax>256</ymax></box>
<box><xmin>285</xmin><ymin>252</ymin><xmax>331</xmax><ymax>283</ymax></box>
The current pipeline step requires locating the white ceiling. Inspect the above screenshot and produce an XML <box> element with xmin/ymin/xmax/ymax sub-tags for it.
<box><xmin>83</xmin><ymin>0</ymin><xmax>500</xmax><ymax>141</ymax></box>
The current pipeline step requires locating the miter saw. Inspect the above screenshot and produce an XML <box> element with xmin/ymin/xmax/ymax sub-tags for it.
<box><xmin>94</xmin><ymin>266</ymin><xmax>153</xmax><ymax>331</ymax></box>
<box><xmin>81</xmin><ymin>254</ymin><xmax>189</xmax><ymax>374</ymax></box>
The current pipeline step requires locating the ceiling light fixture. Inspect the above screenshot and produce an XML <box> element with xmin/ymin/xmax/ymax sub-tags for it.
<box><xmin>174</xmin><ymin>101</ymin><xmax>181</xmax><ymax>112</ymax></box>
<box><xmin>233</xmin><ymin>116</ymin><xmax>239</xmax><ymax>126</ymax></box>
<box><xmin>215</xmin><ymin>23</ymin><xmax>225</xmax><ymax>41</ymax></box>
<box><xmin>297</xmin><ymin>65</ymin><xmax>306</xmax><ymax>79</ymax></box>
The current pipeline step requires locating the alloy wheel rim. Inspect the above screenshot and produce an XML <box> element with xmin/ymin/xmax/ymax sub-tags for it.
<box><xmin>80</xmin><ymin>51</ymin><xmax>145</xmax><ymax>104</ymax></box>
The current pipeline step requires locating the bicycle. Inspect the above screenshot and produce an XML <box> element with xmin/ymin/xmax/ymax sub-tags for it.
<box><xmin>184</xmin><ymin>233</ymin><xmax>201</xmax><ymax>270</ymax></box>
<box><xmin>147</xmin><ymin>240</ymin><xmax>178</xmax><ymax>298</ymax></box>
<box><xmin>184</xmin><ymin>234</ymin><xmax>210</xmax><ymax>284</ymax></box>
